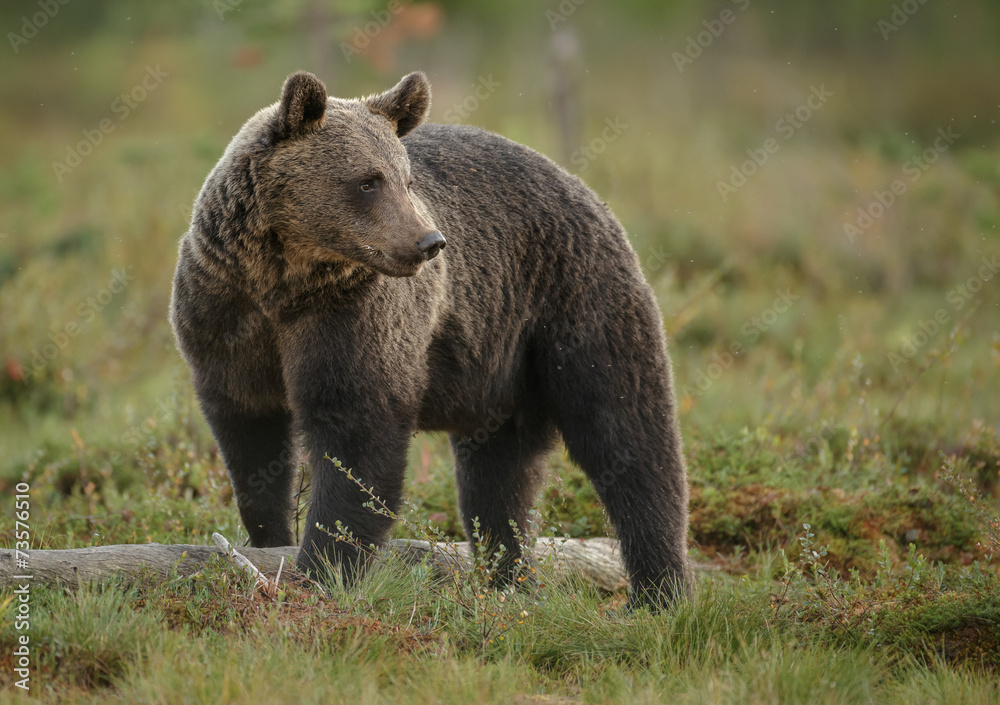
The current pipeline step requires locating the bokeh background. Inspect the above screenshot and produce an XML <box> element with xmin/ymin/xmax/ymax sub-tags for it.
<box><xmin>1</xmin><ymin>1</ymin><xmax>998</xmax><ymax>556</ymax></box>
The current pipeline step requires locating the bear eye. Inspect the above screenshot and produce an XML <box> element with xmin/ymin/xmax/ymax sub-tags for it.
<box><xmin>358</xmin><ymin>176</ymin><xmax>382</xmax><ymax>195</ymax></box>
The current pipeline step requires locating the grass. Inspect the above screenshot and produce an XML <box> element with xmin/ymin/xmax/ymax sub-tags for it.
<box><xmin>2</xmin><ymin>3</ymin><xmax>1000</xmax><ymax>703</ymax></box>
<box><xmin>1</xmin><ymin>542</ymin><xmax>998</xmax><ymax>703</ymax></box>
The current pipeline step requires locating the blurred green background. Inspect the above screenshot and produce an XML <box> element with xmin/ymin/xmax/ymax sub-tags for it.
<box><xmin>0</xmin><ymin>0</ymin><xmax>998</xmax><ymax>549</ymax></box>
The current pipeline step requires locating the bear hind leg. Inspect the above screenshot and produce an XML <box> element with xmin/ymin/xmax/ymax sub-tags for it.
<box><xmin>450</xmin><ymin>410</ymin><xmax>557</xmax><ymax>587</ymax></box>
<box><xmin>543</xmin><ymin>335</ymin><xmax>690</xmax><ymax>609</ymax></box>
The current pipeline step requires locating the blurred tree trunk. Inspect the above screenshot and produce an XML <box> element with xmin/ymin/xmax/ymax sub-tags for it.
<box><xmin>305</xmin><ymin>0</ymin><xmax>333</xmax><ymax>79</ymax></box>
<box><xmin>549</xmin><ymin>26</ymin><xmax>582</xmax><ymax>165</ymax></box>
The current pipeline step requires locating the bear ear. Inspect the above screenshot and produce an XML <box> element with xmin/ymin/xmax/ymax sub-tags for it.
<box><xmin>278</xmin><ymin>71</ymin><xmax>327</xmax><ymax>139</ymax></box>
<box><xmin>365</xmin><ymin>72</ymin><xmax>431</xmax><ymax>138</ymax></box>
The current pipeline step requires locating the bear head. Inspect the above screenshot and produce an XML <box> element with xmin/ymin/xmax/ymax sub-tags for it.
<box><xmin>253</xmin><ymin>71</ymin><xmax>444</xmax><ymax>279</ymax></box>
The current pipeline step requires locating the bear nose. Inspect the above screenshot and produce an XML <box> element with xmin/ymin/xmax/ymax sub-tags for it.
<box><xmin>417</xmin><ymin>230</ymin><xmax>446</xmax><ymax>261</ymax></box>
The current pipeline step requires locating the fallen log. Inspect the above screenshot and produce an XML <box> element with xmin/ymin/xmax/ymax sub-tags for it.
<box><xmin>0</xmin><ymin>537</ymin><xmax>629</xmax><ymax>593</ymax></box>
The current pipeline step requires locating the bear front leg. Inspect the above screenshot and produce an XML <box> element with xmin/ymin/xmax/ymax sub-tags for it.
<box><xmin>172</xmin><ymin>259</ymin><xmax>296</xmax><ymax>547</ymax></box>
<box><xmin>277</xmin><ymin>295</ymin><xmax>428</xmax><ymax>586</ymax></box>
<box><xmin>294</xmin><ymin>409</ymin><xmax>413</xmax><ymax>584</ymax></box>
<box><xmin>201</xmin><ymin>403</ymin><xmax>297</xmax><ymax>547</ymax></box>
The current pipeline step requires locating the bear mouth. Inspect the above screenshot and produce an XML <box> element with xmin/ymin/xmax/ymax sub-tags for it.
<box><xmin>366</xmin><ymin>249</ymin><xmax>425</xmax><ymax>278</ymax></box>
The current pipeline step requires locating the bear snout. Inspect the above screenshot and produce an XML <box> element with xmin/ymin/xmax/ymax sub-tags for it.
<box><xmin>417</xmin><ymin>230</ymin><xmax>446</xmax><ymax>261</ymax></box>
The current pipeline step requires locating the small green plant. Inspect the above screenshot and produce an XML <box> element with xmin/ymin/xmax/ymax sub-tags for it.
<box><xmin>941</xmin><ymin>454</ymin><xmax>1000</xmax><ymax>560</ymax></box>
<box><xmin>315</xmin><ymin>456</ymin><xmax>547</xmax><ymax>657</ymax></box>
<box><xmin>774</xmin><ymin>521</ymin><xmax>1000</xmax><ymax>670</ymax></box>
<box><xmin>775</xmin><ymin>522</ymin><xmax>865</xmax><ymax>642</ymax></box>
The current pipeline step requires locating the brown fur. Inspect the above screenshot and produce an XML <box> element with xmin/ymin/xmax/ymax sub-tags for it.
<box><xmin>170</xmin><ymin>71</ymin><xmax>690</xmax><ymax>608</ymax></box>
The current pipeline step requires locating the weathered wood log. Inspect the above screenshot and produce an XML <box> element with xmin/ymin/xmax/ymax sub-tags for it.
<box><xmin>0</xmin><ymin>537</ymin><xmax>629</xmax><ymax>593</ymax></box>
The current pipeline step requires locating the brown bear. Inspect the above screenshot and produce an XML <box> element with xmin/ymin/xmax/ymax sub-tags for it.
<box><xmin>170</xmin><ymin>70</ymin><xmax>689</xmax><ymax>608</ymax></box>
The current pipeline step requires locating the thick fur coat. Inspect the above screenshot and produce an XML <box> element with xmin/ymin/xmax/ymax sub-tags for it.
<box><xmin>170</xmin><ymin>71</ymin><xmax>689</xmax><ymax>607</ymax></box>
